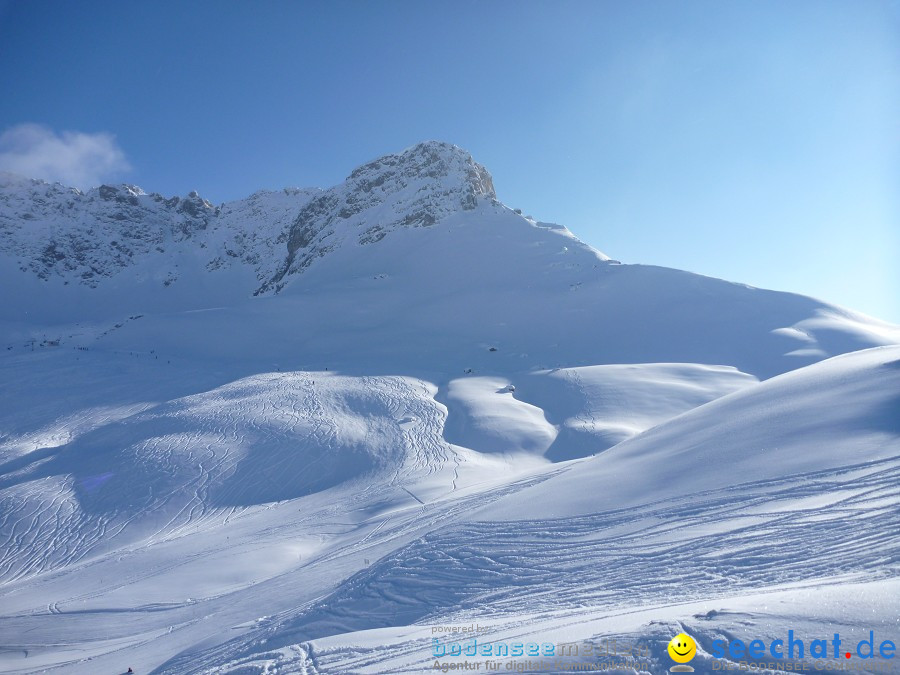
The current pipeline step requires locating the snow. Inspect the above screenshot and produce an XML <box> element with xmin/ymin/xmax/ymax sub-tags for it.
<box><xmin>440</xmin><ymin>376</ymin><xmax>559</xmax><ymax>456</ymax></box>
<box><xmin>0</xmin><ymin>142</ymin><xmax>898</xmax><ymax>674</ymax></box>
<box><xmin>177</xmin><ymin>347</ymin><xmax>899</xmax><ymax>674</ymax></box>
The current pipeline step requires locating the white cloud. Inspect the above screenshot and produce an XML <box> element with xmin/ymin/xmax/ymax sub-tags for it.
<box><xmin>0</xmin><ymin>123</ymin><xmax>131</xmax><ymax>189</ymax></box>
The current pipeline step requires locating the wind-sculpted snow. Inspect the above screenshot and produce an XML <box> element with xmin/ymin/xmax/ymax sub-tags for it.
<box><xmin>441</xmin><ymin>364</ymin><xmax>757</xmax><ymax>459</ymax></box>
<box><xmin>0</xmin><ymin>357</ymin><xmax>761</xmax><ymax>589</ymax></box>
<box><xmin>177</xmin><ymin>346</ymin><xmax>900</xmax><ymax>674</ymax></box>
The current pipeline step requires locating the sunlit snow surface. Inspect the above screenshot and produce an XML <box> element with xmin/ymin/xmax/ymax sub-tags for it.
<box><xmin>1</xmin><ymin>144</ymin><xmax>898</xmax><ymax>673</ymax></box>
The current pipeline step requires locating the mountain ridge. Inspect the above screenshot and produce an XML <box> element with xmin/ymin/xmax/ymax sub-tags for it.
<box><xmin>1</xmin><ymin>141</ymin><xmax>897</xmax><ymax>381</ymax></box>
<box><xmin>0</xmin><ymin>141</ymin><xmax>502</xmax><ymax>297</ymax></box>
<box><xmin>1</xmin><ymin>143</ymin><xmax>899</xmax><ymax>674</ymax></box>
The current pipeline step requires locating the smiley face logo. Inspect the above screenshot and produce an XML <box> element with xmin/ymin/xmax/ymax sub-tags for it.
<box><xmin>668</xmin><ymin>632</ymin><xmax>696</xmax><ymax>663</ymax></box>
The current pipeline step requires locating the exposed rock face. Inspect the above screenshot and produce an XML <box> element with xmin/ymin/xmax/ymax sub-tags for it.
<box><xmin>0</xmin><ymin>175</ymin><xmax>215</xmax><ymax>285</ymax></box>
<box><xmin>260</xmin><ymin>141</ymin><xmax>496</xmax><ymax>293</ymax></box>
<box><xmin>0</xmin><ymin>141</ymin><xmax>498</xmax><ymax>294</ymax></box>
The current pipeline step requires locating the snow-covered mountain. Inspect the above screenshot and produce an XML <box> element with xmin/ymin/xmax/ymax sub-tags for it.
<box><xmin>0</xmin><ymin>142</ymin><xmax>898</xmax><ymax>674</ymax></box>
<box><xmin>0</xmin><ymin>141</ymin><xmax>494</xmax><ymax>314</ymax></box>
<box><xmin>0</xmin><ymin>171</ymin><xmax>328</xmax><ymax>285</ymax></box>
<box><xmin>0</xmin><ymin>170</ymin><xmax>318</xmax><ymax>320</ymax></box>
<box><xmin>1</xmin><ymin>141</ymin><xmax>896</xmax><ymax>376</ymax></box>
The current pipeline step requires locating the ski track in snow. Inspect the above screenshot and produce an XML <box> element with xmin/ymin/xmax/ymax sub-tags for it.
<box><xmin>164</xmin><ymin>453</ymin><xmax>900</xmax><ymax>674</ymax></box>
<box><xmin>1</xmin><ymin>351</ymin><xmax>898</xmax><ymax>673</ymax></box>
<box><xmin>0</xmin><ymin>372</ymin><xmax>451</xmax><ymax>581</ymax></box>
<box><xmin>0</xmin><ymin>352</ymin><xmax>897</xmax><ymax>673</ymax></box>
<box><xmin>0</xmin><ymin>367</ymin><xmax>569</xmax><ymax>674</ymax></box>
<box><xmin>1</xmin><ymin>142</ymin><xmax>898</xmax><ymax>674</ymax></box>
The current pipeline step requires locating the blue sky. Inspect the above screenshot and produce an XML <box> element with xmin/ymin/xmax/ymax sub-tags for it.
<box><xmin>0</xmin><ymin>0</ymin><xmax>897</xmax><ymax>321</ymax></box>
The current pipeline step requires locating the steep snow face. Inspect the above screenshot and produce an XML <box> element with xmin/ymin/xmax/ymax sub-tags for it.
<box><xmin>259</xmin><ymin>141</ymin><xmax>497</xmax><ymax>292</ymax></box>
<box><xmin>66</xmin><ymin>207</ymin><xmax>895</xmax><ymax>380</ymax></box>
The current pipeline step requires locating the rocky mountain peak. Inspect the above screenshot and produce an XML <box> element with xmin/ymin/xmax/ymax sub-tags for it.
<box><xmin>346</xmin><ymin>141</ymin><xmax>495</xmax><ymax>204</ymax></box>
<box><xmin>258</xmin><ymin>141</ymin><xmax>498</xmax><ymax>293</ymax></box>
<box><xmin>0</xmin><ymin>142</ymin><xmax>504</xmax><ymax>297</ymax></box>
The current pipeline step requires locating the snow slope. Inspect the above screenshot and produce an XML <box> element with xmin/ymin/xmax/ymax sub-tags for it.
<box><xmin>186</xmin><ymin>346</ymin><xmax>900</xmax><ymax>674</ymax></box>
<box><xmin>6</xmin><ymin>202</ymin><xmax>896</xmax><ymax>382</ymax></box>
<box><xmin>0</xmin><ymin>142</ymin><xmax>898</xmax><ymax>674</ymax></box>
<box><xmin>440</xmin><ymin>364</ymin><xmax>756</xmax><ymax>459</ymax></box>
<box><xmin>2</xmin><ymin>142</ymin><xmax>897</xmax><ymax>378</ymax></box>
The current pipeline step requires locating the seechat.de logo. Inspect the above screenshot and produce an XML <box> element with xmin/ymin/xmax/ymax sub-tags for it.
<box><xmin>668</xmin><ymin>632</ymin><xmax>697</xmax><ymax>672</ymax></box>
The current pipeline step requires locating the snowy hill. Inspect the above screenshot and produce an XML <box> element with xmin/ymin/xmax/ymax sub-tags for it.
<box><xmin>0</xmin><ymin>142</ymin><xmax>898</xmax><ymax>674</ymax></box>
<box><xmin>178</xmin><ymin>345</ymin><xmax>900</xmax><ymax>674</ymax></box>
